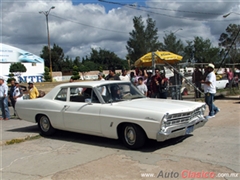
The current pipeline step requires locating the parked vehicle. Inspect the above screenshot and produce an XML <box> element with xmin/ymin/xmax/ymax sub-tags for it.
<box><xmin>16</xmin><ymin>81</ymin><xmax>208</xmax><ymax>149</ymax></box>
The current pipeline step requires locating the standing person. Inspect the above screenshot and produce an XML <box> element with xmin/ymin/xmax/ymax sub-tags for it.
<box><xmin>192</xmin><ymin>67</ymin><xmax>203</xmax><ymax>98</ymax></box>
<box><xmin>98</xmin><ymin>72</ymin><xmax>105</xmax><ymax>81</ymax></box>
<box><xmin>119</xmin><ymin>69</ymin><xmax>130</xmax><ymax>81</ymax></box>
<box><xmin>105</xmin><ymin>66</ymin><xmax>120</xmax><ymax>80</ymax></box>
<box><xmin>13</xmin><ymin>81</ymin><xmax>23</xmax><ymax>101</ymax></box>
<box><xmin>69</xmin><ymin>77</ymin><xmax>74</xmax><ymax>82</ymax></box>
<box><xmin>159</xmin><ymin>73</ymin><xmax>169</xmax><ymax>99</ymax></box>
<box><xmin>135</xmin><ymin>69</ymin><xmax>147</xmax><ymax>85</ymax></box>
<box><xmin>9</xmin><ymin>79</ymin><xmax>16</xmax><ymax>115</ymax></box>
<box><xmin>130</xmin><ymin>72</ymin><xmax>136</xmax><ymax>85</ymax></box>
<box><xmin>150</xmin><ymin>68</ymin><xmax>161</xmax><ymax>98</ymax></box>
<box><xmin>146</xmin><ymin>70</ymin><xmax>152</xmax><ymax>97</ymax></box>
<box><xmin>201</xmin><ymin>63</ymin><xmax>220</xmax><ymax>119</ymax></box>
<box><xmin>0</xmin><ymin>76</ymin><xmax>10</xmax><ymax>120</ymax></box>
<box><xmin>137</xmin><ymin>77</ymin><xmax>148</xmax><ymax>96</ymax></box>
<box><xmin>203</xmin><ymin>66</ymin><xmax>209</xmax><ymax>80</ymax></box>
<box><xmin>97</xmin><ymin>73</ymin><xmax>106</xmax><ymax>96</ymax></box>
<box><xmin>28</xmin><ymin>81</ymin><xmax>39</xmax><ymax>99</ymax></box>
<box><xmin>169</xmin><ymin>69</ymin><xmax>183</xmax><ymax>100</ymax></box>
<box><xmin>225</xmin><ymin>68</ymin><xmax>234</xmax><ymax>85</ymax></box>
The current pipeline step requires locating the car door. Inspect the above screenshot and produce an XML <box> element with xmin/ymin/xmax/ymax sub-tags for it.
<box><xmin>63</xmin><ymin>87</ymin><xmax>102</xmax><ymax>135</ymax></box>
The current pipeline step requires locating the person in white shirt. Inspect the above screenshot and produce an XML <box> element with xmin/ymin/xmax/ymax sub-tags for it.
<box><xmin>13</xmin><ymin>81</ymin><xmax>23</xmax><ymax>101</ymax></box>
<box><xmin>0</xmin><ymin>76</ymin><xmax>10</xmax><ymax>120</ymax></box>
<box><xmin>201</xmin><ymin>63</ymin><xmax>220</xmax><ymax>119</ymax></box>
<box><xmin>120</xmin><ymin>69</ymin><xmax>130</xmax><ymax>92</ymax></box>
<box><xmin>119</xmin><ymin>69</ymin><xmax>130</xmax><ymax>81</ymax></box>
<box><xmin>98</xmin><ymin>72</ymin><xmax>106</xmax><ymax>96</ymax></box>
<box><xmin>137</xmin><ymin>77</ymin><xmax>148</xmax><ymax>96</ymax></box>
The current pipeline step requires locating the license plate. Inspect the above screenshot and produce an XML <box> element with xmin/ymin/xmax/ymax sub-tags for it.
<box><xmin>186</xmin><ymin>125</ymin><xmax>194</xmax><ymax>134</ymax></box>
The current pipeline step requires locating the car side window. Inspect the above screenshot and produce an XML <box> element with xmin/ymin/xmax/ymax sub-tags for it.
<box><xmin>70</xmin><ymin>87</ymin><xmax>86</xmax><ymax>102</ymax></box>
<box><xmin>69</xmin><ymin>87</ymin><xmax>100</xmax><ymax>103</ymax></box>
<box><xmin>55</xmin><ymin>88</ymin><xmax>68</xmax><ymax>101</ymax></box>
<box><xmin>91</xmin><ymin>91</ymin><xmax>100</xmax><ymax>103</ymax></box>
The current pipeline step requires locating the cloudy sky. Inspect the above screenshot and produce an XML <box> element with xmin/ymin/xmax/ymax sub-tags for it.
<box><xmin>1</xmin><ymin>0</ymin><xmax>240</xmax><ymax>60</ymax></box>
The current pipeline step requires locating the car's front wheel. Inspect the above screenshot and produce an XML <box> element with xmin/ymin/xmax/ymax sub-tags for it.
<box><xmin>38</xmin><ymin>115</ymin><xmax>56</xmax><ymax>136</ymax></box>
<box><xmin>121</xmin><ymin>124</ymin><xmax>146</xmax><ymax>149</ymax></box>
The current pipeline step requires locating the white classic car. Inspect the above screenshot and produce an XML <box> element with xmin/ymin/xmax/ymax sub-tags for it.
<box><xmin>16</xmin><ymin>81</ymin><xmax>208</xmax><ymax>149</ymax></box>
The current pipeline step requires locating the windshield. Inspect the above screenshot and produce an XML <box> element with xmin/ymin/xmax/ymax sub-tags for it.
<box><xmin>97</xmin><ymin>82</ymin><xmax>145</xmax><ymax>103</ymax></box>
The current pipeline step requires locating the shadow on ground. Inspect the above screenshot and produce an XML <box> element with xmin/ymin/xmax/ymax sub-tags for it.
<box><xmin>7</xmin><ymin>125</ymin><xmax>39</xmax><ymax>133</ymax></box>
<box><xmin>6</xmin><ymin>125</ymin><xmax>192</xmax><ymax>152</ymax></box>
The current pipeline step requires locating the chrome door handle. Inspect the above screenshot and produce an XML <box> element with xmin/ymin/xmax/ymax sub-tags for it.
<box><xmin>63</xmin><ymin>105</ymin><xmax>70</xmax><ymax>111</ymax></box>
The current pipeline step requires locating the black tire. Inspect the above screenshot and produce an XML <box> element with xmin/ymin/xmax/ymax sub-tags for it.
<box><xmin>37</xmin><ymin>115</ymin><xmax>56</xmax><ymax>136</ymax></box>
<box><xmin>121</xmin><ymin>124</ymin><xmax>146</xmax><ymax>149</ymax></box>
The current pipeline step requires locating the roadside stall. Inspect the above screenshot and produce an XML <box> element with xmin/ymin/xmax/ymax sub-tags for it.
<box><xmin>134</xmin><ymin>51</ymin><xmax>203</xmax><ymax>100</ymax></box>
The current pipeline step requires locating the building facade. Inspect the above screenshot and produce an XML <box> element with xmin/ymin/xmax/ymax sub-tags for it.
<box><xmin>0</xmin><ymin>43</ymin><xmax>44</xmax><ymax>82</ymax></box>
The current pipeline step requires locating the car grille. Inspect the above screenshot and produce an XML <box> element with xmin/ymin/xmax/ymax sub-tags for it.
<box><xmin>165</xmin><ymin>108</ymin><xmax>202</xmax><ymax>126</ymax></box>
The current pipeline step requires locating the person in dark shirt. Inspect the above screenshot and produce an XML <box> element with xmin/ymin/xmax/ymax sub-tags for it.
<box><xmin>192</xmin><ymin>66</ymin><xmax>203</xmax><ymax>98</ymax></box>
<box><xmin>146</xmin><ymin>70</ymin><xmax>152</xmax><ymax>97</ymax></box>
<box><xmin>169</xmin><ymin>69</ymin><xmax>183</xmax><ymax>100</ymax></box>
<box><xmin>150</xmin><ymin>68</ymin><xmax>161</xmax><ymax>98</ymax></box>
<box><xmin>159</xmin><ymin>73</ymin><xmax>169</xmax><ymax>99</ymax></box>
<box><xmin>105</xmin><ymin>66</ymin><xmax>120</xmax><ymax>80</ymax></box>
<box><xmin>9</xmin><ymin>79</ymin><xmax>16</xmax><ymax>115</ymax></box>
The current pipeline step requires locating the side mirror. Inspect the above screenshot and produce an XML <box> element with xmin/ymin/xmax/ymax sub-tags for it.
<box><xmin>85</xmin><ymin>98</ymin><xmax>92</xmax><ymax>104</ymax></box>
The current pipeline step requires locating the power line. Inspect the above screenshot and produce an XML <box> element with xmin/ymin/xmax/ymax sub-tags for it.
<box><xmin>99</xmin><ymin>0</ymin><xmax>222</xmax><ymax>16</ymax></box>
<box><xmin>98</xmin><ymin>0</ymin><xmax>232</xmax><ymax>22</ymax></box>
<box><xmin>50</xmin><ymin>13</ymin><xmax>129</xmax><ymax>34</ymax></box>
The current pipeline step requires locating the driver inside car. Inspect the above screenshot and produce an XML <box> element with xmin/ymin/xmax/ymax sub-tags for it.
<box><xmin>110</xmin><ymin>85</ymin><xmax>121</xmax><ymax>101</ymax></box>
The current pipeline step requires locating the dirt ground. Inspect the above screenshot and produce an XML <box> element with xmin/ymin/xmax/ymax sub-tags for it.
<box><xmin>1</xmin><ymin>98</ymin><xmax>239</xmax><ymax>180</ymax></box>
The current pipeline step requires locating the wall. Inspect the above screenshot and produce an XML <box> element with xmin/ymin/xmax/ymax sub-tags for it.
<box><xmin>0</xmin><ymin>62</ymin><xmax>44</xmax><ymax>82</ymax></box>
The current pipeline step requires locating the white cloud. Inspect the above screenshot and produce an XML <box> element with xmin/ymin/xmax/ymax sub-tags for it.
<box><xmin>1</xmin><ymin>0</ymin><xmax>239</xmax><ymax>61</ymax></box>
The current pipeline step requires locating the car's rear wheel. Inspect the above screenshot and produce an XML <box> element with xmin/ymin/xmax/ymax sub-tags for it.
<box><xmin>121</xmin><ymin>124</ymin><xmax>146</xmax><ymax>149</ymax></box>
<box><xmin>38</xmin><ymin>115</ymin><xmax>55</xmax><ymax>136</ymax></box>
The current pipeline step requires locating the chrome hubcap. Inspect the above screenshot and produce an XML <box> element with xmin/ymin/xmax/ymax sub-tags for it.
<box><xmin>124</xmin><ymin>126</ymin><xmax>136</xmax><ymax>145</ymax></box>
<box><xmin>40</xmin><ymin>116</ymin><xmax>50</xmax><ymax>132</ymax></box>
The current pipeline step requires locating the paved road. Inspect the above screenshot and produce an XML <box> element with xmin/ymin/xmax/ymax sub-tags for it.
<box><xmin>0</xmin><ymin>99</ymin><xmax>239</xmax><ymax>180</ymax></box>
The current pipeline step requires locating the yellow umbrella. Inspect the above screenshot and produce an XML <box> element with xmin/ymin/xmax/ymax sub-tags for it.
<box><xmin>134</xmin><ymin>51</ymin><xmax>183</xmax><ymax>67</ymax></box>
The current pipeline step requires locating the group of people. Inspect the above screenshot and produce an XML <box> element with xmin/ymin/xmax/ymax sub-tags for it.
<box><xmin>97</xmin><ymin>66</ymin><xmax>169</xmax><ymax>99</ymax></box>
<box><xmin>0</xmin><ymin>77</ymin><xmax>39</xmax><ymax>120</ymax></box>
<box><xmin>98</xmin><ymin>64</ymin><xmax>221</xmax><ymax>119</ymax></box>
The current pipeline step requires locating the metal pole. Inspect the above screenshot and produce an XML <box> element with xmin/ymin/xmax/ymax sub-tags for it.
<box><xmin>39</xmin><ymin>6</ymin><xmax>55</xmax><ymax>81</ymax></box>
<box><xmin>154</xmin><ymin>53</ymin><xmax>204</xmax><ymax>96</ymax></box>
<box><xmin>46</xmin><ymin>14</ymin><xmax>52</xmax><ymax>80</ymax></box>
<box><xmin>152</xmin><ymin>52</ymin><xmax>155</xmax><ymax>75</ymax></box>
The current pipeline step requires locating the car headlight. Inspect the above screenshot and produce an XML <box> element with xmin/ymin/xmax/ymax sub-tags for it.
<box><xmin>161</xmin><ymin>113</ymin><xmax>169</xmax><ymax>130</ymax></box>
<box><xmin>200</xmin><ymin>105</ymin><xmax>206</xmax><ymax>116</ymax></box>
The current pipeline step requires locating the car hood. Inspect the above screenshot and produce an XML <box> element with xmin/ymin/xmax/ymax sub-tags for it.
<box><xmin>114</xmin><ymin>98</ymin><xmax>205</xmax><ymax>114</ymax></box>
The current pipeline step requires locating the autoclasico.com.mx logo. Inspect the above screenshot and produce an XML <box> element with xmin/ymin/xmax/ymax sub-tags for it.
<box><xmin>140</xmin><ymin>170</ymin><xmax>239</xmax><ymax>179</ymax></box>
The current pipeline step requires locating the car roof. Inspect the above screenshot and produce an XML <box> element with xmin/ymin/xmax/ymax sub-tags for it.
<box><xmin>44</xmin><ymin>80</ymin><xmax>131</xmax><ymax>99</ymax></box>
<box><xmin>57</xmin><ymin>80</ymin><xmax>129</xmax><ymax>88</ymax></box>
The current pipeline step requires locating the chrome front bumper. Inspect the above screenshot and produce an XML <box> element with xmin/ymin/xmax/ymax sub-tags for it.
<box><xmin>156</xmin><ymin>116</ymin><xmax>208</xmax><ymax>142</ymax></box>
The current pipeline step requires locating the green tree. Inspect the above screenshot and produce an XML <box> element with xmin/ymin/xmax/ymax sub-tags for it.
<box><xmin>163</xmin><ymin>32</ymin><xmax>184</xmax><ymax>55</ymax></box>
<box><xmin>9</xmin><ymin>62</ymin><xmax>27</xmax><ymax>74</ymax></box>
<box><xmin>126</xmin><ymin>15</ymin><xmax>162</xmax><ymax>64</ymax></box>
<box><xmin>71</xmin><ymin>65</ymin><xmax>80</xmax><ymax>80</ymax></box>
<box><xmin>219</xmin><ymin>23</ymin><xmax>240</xmax><ymax>63</ymax></box>
<box><xmin>61</xmin><ymin>56</ymin><xmax>74</xmax><ymax>72</ymax></box>
<box><xmin>43</xmin><ymin>67</ymin><xmax>52</xmax><ymax>82</ymax></box>
<box><xmin>184</xmin><ymin>37</ymin><xmax>220</xmax><ymax>63</ymax></box>
<box><xmin>40</xmin><ymin>44</ymin><xmax>65</xmax><ymax>71</ymax></box>
<box><xmin>99</xmin><ymin>66</ymin><xmax>103</xmax><ymax>72</ymax></box>
<box><xmin>73</xmin><ymin>56</ymin><xmax>81</xmax><ymax>67</ymax></box>
<box><xmin>87</xmin><ymin>48</ymin><xmax>126</xmax><ymax>70</ymax></box>
<box><xmin>79</xmin><ymin>64</ymin><xmax>90</xmax><ymax>80</ymax></box>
